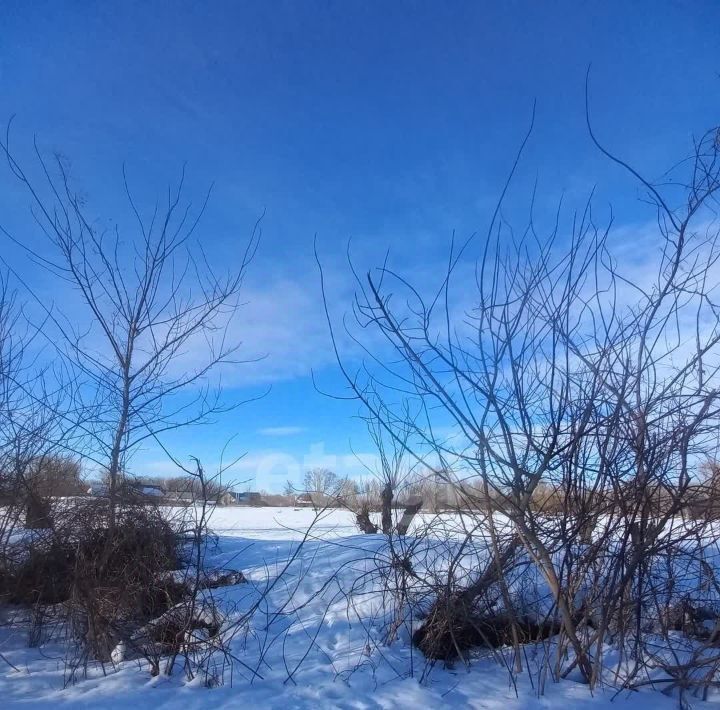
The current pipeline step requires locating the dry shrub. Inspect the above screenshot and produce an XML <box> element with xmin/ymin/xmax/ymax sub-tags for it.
<box><xmin>413</xmin><ymin>592</ymin><xmax>559</xmax><ymax>661</ymax></box>
<box><xmin>0</xmin><ymin>499</ymin><xmax>189</xmax><ymax>661</ymax></box>
<box><xmin>68</xmin><ymin>505</ymin><xmax>188</xmax><ymax>660</ymax></box>
<box><xmin>528</xmin><ymin>483</ymin><xmax>566</xmax><ymax>516</ymax></box>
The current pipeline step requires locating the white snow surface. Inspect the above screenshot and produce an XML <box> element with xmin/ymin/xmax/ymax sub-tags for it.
<box><xmin>0</xmin><ymin>507</ymin><xmax>692</xmax><ymax>708</ymax></box>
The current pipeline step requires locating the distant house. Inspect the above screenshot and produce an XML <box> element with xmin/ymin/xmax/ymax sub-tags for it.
<box><xmin>220</xmin><ymin>491</ymin><xmax>262</xmax><ymax>506</ymax></box>
<box><xmin>140</xmin><ymin>484</ymin><xmax>166</xmax><ymax>497</ymax></box>
<box><xmin>87</xmin><ymin>480</ymin><xmax>183</xmax><ymax>504</ymax></box>
<box><xmin>293</xmin><ymin>493</ymin><xmax>315</xmax><ymax>507</ymax></box>
<box><xmin>125</xmin><ymin>482</ymin><xmax>166</xmax><ymax>502</ymax></box>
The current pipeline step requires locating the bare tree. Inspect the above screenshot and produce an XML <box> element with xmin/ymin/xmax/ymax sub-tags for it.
<box><xmin>0</xmin><ymin>270</ymin><xmax>72</xmax><ymax>530</ymax></box>
<box><xmin>1</xmin><ymin>130</ymin><xmax>261</xmax><ymax>527</ymax></box>
<box><xmin>365</xmin><ymin>416</ymin><xmax>419</xmax><ymax>533</ymax></box>
<box><xmin>0</xmin><ymin>132</ymin><xmax>276</xmax><ymax>691</ymax></box>
<box><xmin>25</xmin><ymin>455</ymin><xmax>86</xmax><ymax>498</ymax></box>
<box><xmin>320</xmin><ymin>105</ymin><xmax>720</xmax><ymax>692</ymax></box>
<box><xmin>303</xmin><ymin>467</ymin><xmax>340</xmax><ymax>509</ymax></box>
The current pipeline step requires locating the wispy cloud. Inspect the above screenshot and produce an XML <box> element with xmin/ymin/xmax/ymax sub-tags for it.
<box><xmin>257</xmin><ymin>426</ymin><xmax>306</xmax><ymax>436</ymax></box>
<box><xmin>167</xmin><ymin>265</ymin><xmax>354</xmax><ymax>388</ymax></box>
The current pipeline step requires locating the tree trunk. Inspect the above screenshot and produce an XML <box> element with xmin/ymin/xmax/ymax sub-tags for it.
<box><xmin>381</xmin><ymin>482</ymin><xmax>393</xmax><ymax>534</ymax></box>
<box><xmin>356</xmin><ymin>509</ymin><xmax>379</xmax><ymax>534</ymax></box>
<box><xmin>396</xmin><ymin>498</ymin><xmax>422</xmax><ymax>536</ymax></box>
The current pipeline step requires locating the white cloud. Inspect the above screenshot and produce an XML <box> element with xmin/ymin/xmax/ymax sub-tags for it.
<box><xmin>227</xmin><ymin>277</ymin><xmax>334</xmax><ymax>384</ymax></box>
<box><xmin>168</xmin><ymin>262</ymin><xmax>360</xmax><ymax>388</ymax></box>
<box><xmin>257</xmin><ymin>426</ymin><xmax>306</xmax><ymax>436</ymax></box>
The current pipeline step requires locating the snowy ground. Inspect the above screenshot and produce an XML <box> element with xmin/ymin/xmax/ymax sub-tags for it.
<box><xmin>0</xmin><ymin>507</ymin><xmax>698</xmax><ymax>708</ymax></box>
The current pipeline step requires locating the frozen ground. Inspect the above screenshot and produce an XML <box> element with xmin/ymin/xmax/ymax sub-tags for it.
<box><xmin>0</xmin><ymin>507</ymin><xmax>698</xmax><ymax>708</ymax></box>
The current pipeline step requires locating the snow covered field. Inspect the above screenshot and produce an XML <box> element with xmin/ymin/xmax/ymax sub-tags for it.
<box><xmin>0</xmin><ymin>507</ymin><xmax>694</xmax><ymax>708</ymax></box>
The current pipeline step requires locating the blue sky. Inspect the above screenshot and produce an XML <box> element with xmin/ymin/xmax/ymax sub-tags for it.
<box><xmin>1</xmin><ymin>1</ymin><xmax>718</xmax><ymax>490</ymax></box>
